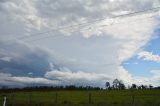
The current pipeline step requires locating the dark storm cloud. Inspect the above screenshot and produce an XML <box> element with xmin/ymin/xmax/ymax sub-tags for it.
<box><xmin>0</xmin><ymin>40</ymin><xmax>52</xmax><ymax>76</ymax></box>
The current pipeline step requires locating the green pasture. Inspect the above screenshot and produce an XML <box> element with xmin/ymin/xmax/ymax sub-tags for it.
<box><xmin>0</xmin><ymin>90</ymin><xmax>160</xmax><ymax>106</ymax></box>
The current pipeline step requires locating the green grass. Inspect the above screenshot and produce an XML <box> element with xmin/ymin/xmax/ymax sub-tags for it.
<box><xmin>0</xmin><ymin>90</ymin><xmax>160</xmax><ymax>106</ymax></box>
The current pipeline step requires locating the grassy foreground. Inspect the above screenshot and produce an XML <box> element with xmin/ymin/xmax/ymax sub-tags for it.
<box><xmin>0</xmin><ymin>90</ymin><xmax>160</xmax><ymax>106</ymax></box>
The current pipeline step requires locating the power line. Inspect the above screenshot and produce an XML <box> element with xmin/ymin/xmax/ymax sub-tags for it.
<box><xmin>17</xmin><ymin>6</ymin><xmax>160</xmax><ymax>41</ymax></box>
<box><xmin>25</xmin><ymin>13</ymin><xmax>157</xmax><ymax>42</ymax></box>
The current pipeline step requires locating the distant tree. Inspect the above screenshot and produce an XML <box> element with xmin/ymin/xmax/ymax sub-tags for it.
<box><xmin>131</xmin><ymin>84</ymin><xmax>137</xmax><ymax>89</ymax></box>
<box><xmin>149</xmin><ymin>85</ymin><xmax>153</xmax><ymax>89</ymax></box>
<box><xmin>139</xmin><ymin>85</ymin><xmax>147</xmax><ymax>89</ymax></box>
<box><xmin>154</xmin><ymin>86</ymin><xmax>160</xmax><ymax>89</ymax></box>
<box><xmin>105</xmin><ymin>82</ymin><xmax>110</xmax><ymax>89</ymax></box>
<box><xmin>112</xmin><ymin>79</ymin><xmax>126</xmax><ymax>90</ymax></box>
<box><xmin>113</xmin><ymin>79</ymin><xmax>120</xmax><ymax>89</ymax></box>
<box><xmin>119</xmin><ymin>80</ymin><xmax>126</xmax><ymax>90</ymax></box>
<box><xmin>138</xmin><ymin>86</ymin><xmax>142</xmax><ymax>90</ymax></box>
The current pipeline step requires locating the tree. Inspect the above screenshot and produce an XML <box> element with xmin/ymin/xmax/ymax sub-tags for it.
<box><xmin>113</xmin><ymin>79</ymin><xmax>119</xmax><ymax>89</ymax></box>
<box><xmin>119</xmin><ymin>80</ymin><xmax>126</xmax><ymax>90</ymax></box>
<box><xmin>131</xmin><ymin>84</ymin><xmax>137</xmax><ymax>89</ymax></box>
<box><xmin>149</xmin><ymin>85</ymin><xmax>153</xmax><ymax>89</ymax></box>
<box><xmin>112</xmin><ymin>79</ymin><xmax>126</xmax><ymax>90</ymax></box>
<box><xmin>105</xmin><ymin>82</ymin><xmax>110</xmax><ymax>89</ymax></box>
<box><xmin>139</xmin><ymin>85</ymin><xmax>147</xmax><ymax>89</ymax></box>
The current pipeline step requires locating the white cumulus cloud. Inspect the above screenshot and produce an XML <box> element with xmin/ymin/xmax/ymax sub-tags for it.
<box><xmin>138</xmin><ymin>51</ymin><xmax>160</xmax><ymax>62</ymax></box>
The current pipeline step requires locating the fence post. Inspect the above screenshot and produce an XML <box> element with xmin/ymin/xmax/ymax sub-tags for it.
<box><xmin>130</xmin><ymin>89</ymin><xmax>135</xmax><ymax>105</ymax></box>
<box><xmin>28</xmin><ymin>93</ymin><xmax>32</xmax><ymax>105</ymax></box>
<box><xmin>3</xmin><ymin>96</ymin><xmax>7</xmax><ymax>106</ymax></box>
<box><xmin>89</xmin><ymin>93</ymin><xmax>91</xmax><ymax>104</ymax></box>
<box><xmin>55</xmin><ymin>92</ymin><xmax>58</xmax><ymax>104</ymax></box>
<box><xmin>132</xmin><ymin>94</ymin><xmax>135</xmax><ymax>105</ymax></box>
<box><xmin>11</xmin><ymin>94</ymin><xmax>14</xmax><ymax>105</ymax></box>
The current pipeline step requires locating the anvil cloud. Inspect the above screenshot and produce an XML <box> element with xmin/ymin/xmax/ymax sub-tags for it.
<box><xmin>0</xmin><ymin>0</ymin><xmax>160</xmax><ymax>87</ymax></box>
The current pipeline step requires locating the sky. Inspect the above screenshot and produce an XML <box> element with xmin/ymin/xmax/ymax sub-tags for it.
<box><xmin>0</xmin><ymin>0</ymin><xmax>160</xmax><ymax>88</ymax></box>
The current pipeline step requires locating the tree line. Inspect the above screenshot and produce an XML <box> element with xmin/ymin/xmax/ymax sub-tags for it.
<box><xmin>0</xmin><ymin>85</ymin><xmax>102</xmax><ymax>93</ymax></box>
<box><xmin>105</xmin><ymin>79</ymin><xmax>160</xmax><ymax>90</ymax></box>
<box><xmin>0</xmin><ymin>79</ymin><xmax>159</xmax><ymax>92</ymax></box>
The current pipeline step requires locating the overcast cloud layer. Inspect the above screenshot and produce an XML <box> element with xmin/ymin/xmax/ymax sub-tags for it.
<box><xmin>0</xmin><ymin>0</ymin><xmax>160</xmax><ymax>87</ymax></box>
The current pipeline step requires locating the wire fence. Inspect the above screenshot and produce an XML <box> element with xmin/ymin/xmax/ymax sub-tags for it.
<box><xmin>1</xmin><ymin>91</ymin><xmax>160</xmax><ymax>106</ymax></box>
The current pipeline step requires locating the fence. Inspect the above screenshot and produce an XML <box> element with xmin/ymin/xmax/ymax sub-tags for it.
<box><xmin>1</xmin><ymin>91</ymin><xmax>160</xmax><ymax>106</ymax></box>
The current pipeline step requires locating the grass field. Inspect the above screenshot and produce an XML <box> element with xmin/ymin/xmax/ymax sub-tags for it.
<box><xmin>0</xmin><ymin>90</ymin><xmax>160</xmax><ymax>106</ymax></box>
